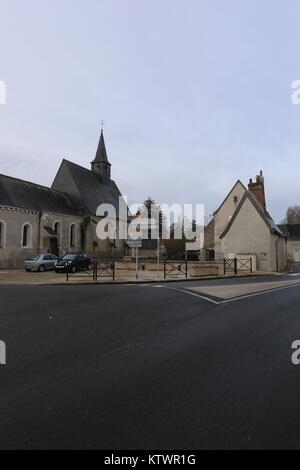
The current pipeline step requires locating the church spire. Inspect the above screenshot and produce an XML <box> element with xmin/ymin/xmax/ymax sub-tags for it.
<box><xmin>92</xmin><ymin>128</ymin><xmax>109</xmax><ymax>164</ymax></box>
<box><xmin>91</xmin><ymin>126</ymin><xmax>111</xmax><ymax>182</ymax></box>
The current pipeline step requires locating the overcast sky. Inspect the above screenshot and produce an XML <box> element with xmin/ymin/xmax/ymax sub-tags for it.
<box><xmin>0</xmin><ymin>0</ymin><xmax>300</xmax><ymax>222</ymax></box>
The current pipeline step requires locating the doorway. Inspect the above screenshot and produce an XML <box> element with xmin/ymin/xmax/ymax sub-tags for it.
<box><xmin>49</xmin><ymin>237</ymin><xmax>59</xmax><ymax>256</ymax></box>
<box><xmin>81</xmin><ymin>227</ymin><xmax>87</xmax><ymax>251</ymax></box>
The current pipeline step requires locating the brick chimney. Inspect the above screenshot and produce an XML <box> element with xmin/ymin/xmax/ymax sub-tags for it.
<box><xmin>248</xmin><ymin>170</ymin><xmax>266</xmax><ymax>210</ymax></box>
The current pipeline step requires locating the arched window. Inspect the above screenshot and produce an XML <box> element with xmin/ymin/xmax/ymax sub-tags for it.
<box><xmin>70</xmin><ymin>224</ymin><xmax>76</xmax><ymax>248</ymax></box>
<box><xmin>0</xmin><ymin>221</ymin><xmax>6</xmax><ymax>249</ymax></box>
<box><xmin>22</xmin><ymin>223</ymin><xmax>32</xmax><ymax>248</ymax></box>
<box><xmin>54</xmin><ymin>221</ymin><xmax>61</xmax><ymax>247</ymax></box>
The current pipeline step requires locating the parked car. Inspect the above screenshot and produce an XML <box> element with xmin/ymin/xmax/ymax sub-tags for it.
<box><xmin>25</xmin><ymin>254</ymin><xmax>58</xmax><ymax>272</ymax></box>
<box><xmin>55</xmin><ymin>252</ymin><xmax>92</xmax><ymax>273</ymax></box>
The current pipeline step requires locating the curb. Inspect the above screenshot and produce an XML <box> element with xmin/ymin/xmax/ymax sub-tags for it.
<box><xmin>1</xmin><ymin>272</ymin><xmax>275</xmax><ymax>287</ymax></box>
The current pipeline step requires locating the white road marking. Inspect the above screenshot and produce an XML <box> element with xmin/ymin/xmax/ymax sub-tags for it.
<box><xmin>123</xmin><ymin>284</ymin><xmax>153</xmax><ymax>287</ymax></box>
<box><xmin>162</xmin><ymin>286</ymin><xmax>221</xmax><ymax>304</ymax></box>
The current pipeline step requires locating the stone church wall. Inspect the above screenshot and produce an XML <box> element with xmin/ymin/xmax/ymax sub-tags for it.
<box><xmin>40</xmin><ymin>212</ymin><xmax>83</xmax><ymax>257</ymax></box>
<box><xmin>0</xmin><ymin>206</ymin><xmax>40</xmax><ymax>269</ymax></box>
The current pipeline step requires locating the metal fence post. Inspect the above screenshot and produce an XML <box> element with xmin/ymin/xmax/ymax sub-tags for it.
<box><xmin>223</xmin><ymin>259</ymin><xmax>226</xmax><ymax>275</ymax></box>
<box><xmin>164</xmin><ymin>260</ymin><xmax>166</xmax><ymax>279</ymax></box>
<box><xmin>113</xmin><ymin>260</ymin><xmax>115</xmax><ymax>281</ymax></box>
<box><xmin>234</xmin><ymin>257</ymin><xmax>238</xmax><ymax>275</ymax></box>
<box><xmin>250</xmin><ymin>257</ymin><xmax>253</xmax><ymax>274</ymax></box>
<box><xmin>185</xmin><ymin>260</ymin><xmax>188</xmax><ymax>279</ymax></box>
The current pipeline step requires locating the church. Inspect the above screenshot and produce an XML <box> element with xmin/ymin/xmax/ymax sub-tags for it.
<box><xmin>0</xmin><ymin>130</ymin><xmax>127</xmax><ymax>268</ymax></box>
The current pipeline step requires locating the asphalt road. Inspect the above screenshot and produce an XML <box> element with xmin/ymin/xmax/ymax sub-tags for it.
<box><xmin>1</xmin><ymin>275</ymin><xmax>300</xmax><ymax>450</ymax></box>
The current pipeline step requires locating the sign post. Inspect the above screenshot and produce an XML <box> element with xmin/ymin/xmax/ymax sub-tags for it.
<box><xmin>136</xmin><ymin>247</ymin><xmax>139</xmax><ymax>280</ymax></box>
<box><xmin>157</xmin><ymin>237</ymin><xmax>160</xmax><ymax>280</ymax></box>
<box><xmin>127</xmin><ymin>239</ymin><xmax>142</xmax><ymax>281</ymax></box>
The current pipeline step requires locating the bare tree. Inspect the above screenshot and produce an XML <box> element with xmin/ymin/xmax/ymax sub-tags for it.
<box><xmin>135</xmin><ymin>197</ymin><xmax>167</xmax><ymax>239</ymax></box>
<box><xmin>285</xmin><ymin>206</ymin><xmax>300</xmax><ymax>224</ymax></box>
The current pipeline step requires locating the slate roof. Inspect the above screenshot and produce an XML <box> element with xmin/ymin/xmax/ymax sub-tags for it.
<box><xmin>278</xmin><ymin>224</ymin><xmax>300</xmax><ymax>240</ymax></box>
<box><xmin>277</xmin><ymin>224</ymin><xmax>289</xmax><ymax>237</ymax></box>
<box><xmin>58</xmin><ymin>159</ymin><xmax>125</xmax><ymax>218</ymax></box>
<box><xmin>0</xmin><ymin>173</ymin><xmax>78</xmax><ymax>215</ymax></box>
<box><xmin>92</xmin><ymin>129</ymin><xmax>110</xmax><ymax>164</ymax></box>
<box><xmin>220</xmin><ymin>191</ymin><xmax>286</xmax><ymax>239</ymax></box>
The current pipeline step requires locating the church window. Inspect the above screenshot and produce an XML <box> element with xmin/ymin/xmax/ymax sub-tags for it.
<box><xmin>22</xmin><ymin>223</ymin><xmax>32</xmax><ymax>248</ymax></box>
<box><xmin>0</xmin><ymin>221</ymin><xmax>5</xmax><ymax>249</ymax></box>
<box><xmin>54</xmin><ymin>221</ymin><xmax>61</xmax><ymax>248</ymax></box>
<box><xmin>70</xmin><ymin>224</ymin><xmax>76</xmax><ymax>248</ymax></box>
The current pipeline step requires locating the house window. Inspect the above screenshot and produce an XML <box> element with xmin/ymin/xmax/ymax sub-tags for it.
<box><xmin>22</xmin><ymin>223</ymin><xmax>32</xmax><ymax>248</ymax></box>
<box><xmin>0</xmin><ymin>221</ymin><xmax>5</xmax><ymax>249</ymax></box>
<box><xmin>70</xmin><ymin>224</ymin><xmax>76</xmax><ymax>248</ymax></box>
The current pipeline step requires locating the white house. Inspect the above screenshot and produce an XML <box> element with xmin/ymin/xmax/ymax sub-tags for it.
<box><xmin>204</xmin><ymin>171</ymin><xmax>287</xmax><ymax>272</ymax></box>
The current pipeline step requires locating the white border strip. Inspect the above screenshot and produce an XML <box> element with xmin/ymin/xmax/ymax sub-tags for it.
<box><xmin>163</xmin><ymin>287</ymin><xmax>221</xmax><ymax>304</ymax></box>
<box><xmin>222</xmin><ymin>281</ymin><xmax>300</xmax><ymax>303</ymax></box>
<box><xmin>160</xmin><ymin>282</ymin><xmax>300</xmax><ymax>305</ymax></box>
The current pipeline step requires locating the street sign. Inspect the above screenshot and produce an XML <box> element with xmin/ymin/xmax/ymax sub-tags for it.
<box><xmin>127</xmin><ymin>239</ymin><xmax>142</xmax><ymax>248</ymax></box>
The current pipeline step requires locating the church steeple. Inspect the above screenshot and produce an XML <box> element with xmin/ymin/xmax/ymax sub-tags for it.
<box><xmin>91</xmin><ymin>128</ymin><xmax>111</xmax><ymax>182</ymax></box>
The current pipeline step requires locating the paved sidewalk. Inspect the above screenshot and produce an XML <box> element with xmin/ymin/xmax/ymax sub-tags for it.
<box><xmin>0</xmin><ymin>269</ymin><xmax>276</xmax><ymax>286</ymax></box>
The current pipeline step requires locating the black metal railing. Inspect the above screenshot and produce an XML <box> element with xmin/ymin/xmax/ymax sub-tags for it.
<box><xmin>66</xmin><ymin>260</ymin><xmax>115</xmax><ymax>282</ymax></box>
<box><xmin>223</xmin><ymin>258</ymin><xmax>252</xmax><ymax>275</ymax></box>
<box><xmin>64</xmin><ymin>257</ymin><xmax>252</xmax><ymax>282</ymax></box>
<box><xmin>66</xmin><ymin>265</ymin><xmax>94</xmax><ymax>282</ymax></box>
<box><xmin>94</xmin><ymin>260</ymin><xmax>115</xmax><ymax>281</ymax></box>
<box><xmin>163</xmin><ymin>260</ymin><xmax>188</xmax><ymax>279</ymax></box>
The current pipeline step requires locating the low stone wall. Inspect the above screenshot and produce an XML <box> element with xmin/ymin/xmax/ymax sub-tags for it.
<box><xmin>114</xmin><ymin>260</ymin><xmax>222</xmax><ymax>276</ymax></box>
<box><xmin>189</xmin><ymin>265</ymin><xmax>220</xmax><ymax>277</ymax></box>
<box><xmin>115</xmin><ymin>261</ymin><xmax>164</xmax><ymax>271</ymax></box>
<box><xmin>115</xmin><ymin>261</ymin><xmax>137</xmax><ymax>271</ymax></box>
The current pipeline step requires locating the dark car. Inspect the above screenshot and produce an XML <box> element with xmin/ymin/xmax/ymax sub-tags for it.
<box><xmin>55</xmin><ymin>252</ymin><xmax>92</xmax><ymax>273</ymax></box>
